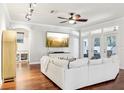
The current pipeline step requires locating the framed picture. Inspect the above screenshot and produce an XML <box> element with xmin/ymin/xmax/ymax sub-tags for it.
<box><xmin>46</xmin><ymin>32</ymin><xmax>69</xmax><ymax>47</ymax></box>
<box><xmin>17</xmin><ymin>32</ymin><xmax>24</xmax><ymax>43</ymax></box>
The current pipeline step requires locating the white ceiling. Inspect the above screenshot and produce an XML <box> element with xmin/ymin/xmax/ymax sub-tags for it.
<box><xmin>6</xmin><ymin>3</ymin><xmax>124</xmax><ymax>29</ymax></box>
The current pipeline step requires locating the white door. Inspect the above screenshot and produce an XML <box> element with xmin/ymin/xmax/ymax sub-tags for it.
<box><xmin>90</xmin><ymin>34</ymin><xmax>101</xmax><ymax>59</ymax></box>
<box><xmin>82</xmin><ymin>32</ymin><xmax>89</xmax><ymax>59</ymax></box>
<box><xmin>103</xmin><ymin>33</ymin><xmax>117</xmax><ymax>58</ymax></box>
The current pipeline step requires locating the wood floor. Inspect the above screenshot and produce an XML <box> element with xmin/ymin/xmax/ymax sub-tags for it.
<box><xmin>0</xmin><ymin>63</ymin><xmax>124</xmax><ymax>90</ymax></box>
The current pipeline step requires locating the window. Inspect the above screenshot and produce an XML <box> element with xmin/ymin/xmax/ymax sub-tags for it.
<box><xmin>83</xmin><ymin>38</ymin><xmax>88</xmax><ymax>58</ymax></box>
<box><xmin>94</xmin><ymin>38</ymin><xmax>100</xmax><ymax>46</ymax></box>
<box><xmin>92</xmin><ymin>37</ymin><xmax>101</xmax><ymax>59</ymax></box>
<box><xmin>107</xmin><ymin>36</ymin><xmax>116</xmax><ymax>57</ymax></box>
<box><xmin>107</xmin><ymin>36</ymin><xmax>116</xmax><ymax>47</ymax></box>
<box><xmin>17</xmin><ymin>32</ymin><xmax>24</xmax><ymax>43</ymax></box>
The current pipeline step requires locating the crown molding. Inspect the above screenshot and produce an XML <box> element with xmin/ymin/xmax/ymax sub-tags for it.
<box><xmin>10</xmin><ymin>20</ymin><xmax>77</xmax><ymax>30</ymax></box>
<box><xmin>80</xmin><ymin>16</ymin><xmax>124</xmax><ymax>31</ymax></box>
<box><xmin>3</xmin><ymin>4</ymin><xmax>11</xmax><ymax>22</ymax></box>
<box><xmin>4</xmin><ymin>3</ymin><xmax>78</xmax><ymax>31</ymax></box>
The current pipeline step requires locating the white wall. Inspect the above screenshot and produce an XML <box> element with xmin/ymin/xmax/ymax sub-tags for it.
<box><xmin>14</xmin><ymin>28</ymin><xmax>30</xmax><ymax>51</ymax></box>
<box><xmin>0</xmin><ymin>4</ymin><xmax>10</xmax><ymax>83</ymax></box>
<box><xmin>29</xmin><ymin>25</ymin><xmax>79</xmax><ymax>63</ymax></box>
<box><xmin>10</xmin><ymin>22</ymin><xmax>79</xmax><ymax>64</ymax></box>
<box><xmin>80</xmin><ymin>17</ymin><xmax>124</xmax><ymax>69</ymax></box>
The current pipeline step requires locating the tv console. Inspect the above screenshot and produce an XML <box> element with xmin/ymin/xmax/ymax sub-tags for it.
<box><xmin>49</xmin><ymin>51</ymin><xmax>70</xmax><ymax>54</ymax></box>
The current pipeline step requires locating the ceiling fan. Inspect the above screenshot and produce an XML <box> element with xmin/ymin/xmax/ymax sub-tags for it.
<box><xmin>57</xmin><ymin>13</ymin><xmax>88</xmax><ymax>24</ymax></box>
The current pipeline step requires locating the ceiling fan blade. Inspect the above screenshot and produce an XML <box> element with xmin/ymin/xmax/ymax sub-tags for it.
<box><xmin>58</xmin><ymin>17</ymin><xmax>68</xmax><ymax>19</ymax></box>
<box><xmin>76</xmin><ymin>19</ymin><xmax>88</xmax><ymax>22</ymax></box>
<box><xmin>60</xmin><ymin>21</ymin><xmax>68</xmax><ymax>23</ymax></box>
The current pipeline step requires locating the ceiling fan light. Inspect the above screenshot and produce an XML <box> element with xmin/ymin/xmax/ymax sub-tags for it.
<box><xmin>69</xmin><ymin>20</ymin><xmax>75</xmax><ymax>24</ymax></box>
<box><xmin>73</xmin><ymin>16</ymin><xmax>76</xmax><ymax>20</ymax></box>
<box><xmin>73</xmin><ymin>14</ymin><xmax>80</xmax><ymax>20</ymax></box>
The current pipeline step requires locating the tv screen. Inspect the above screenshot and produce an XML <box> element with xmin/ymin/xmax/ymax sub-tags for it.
<box><xmin>46</xmin><ymin>32</ymin><xmax>69</xmax><ymax>47</ymax></box>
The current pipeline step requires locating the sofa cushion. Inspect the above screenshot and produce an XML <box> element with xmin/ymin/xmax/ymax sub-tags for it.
<box><xmin>40</xmin><ymin>56</ymin><xmax>50</xmax><ymax>64</ymax></box>
<box><xmin>68</xmin><ymin>58</ymin><xmax>76</xmax><ymax>62</ymax></box>
<box><xmin>89</xmin><ymin>59</ymin><xmax>102</xmax><ymax>65</ymax></box>
<box><xmin>69</xmin><ymin>59</ymin><xmax>88</xmax><ymax>69</ymax></box>
<box><xmin>51</xmin><ymin>58</ymin><xmax>69</xmax><ymax>69</ymax></box>
<box><xmin>103</xmin><ymin>57</ymin><xmax>112</xmax><ymax>63</ymax></box>
<box><xmin>40</xmin><ymin>56</ymin><xmax>50</xmax><ymax>72</ymax></box>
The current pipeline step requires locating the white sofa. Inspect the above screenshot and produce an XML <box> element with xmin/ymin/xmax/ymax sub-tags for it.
<box><xmin>40</xmin><ymin>55</ymin><xmax>120</xmax><ymax>90</ymax></box>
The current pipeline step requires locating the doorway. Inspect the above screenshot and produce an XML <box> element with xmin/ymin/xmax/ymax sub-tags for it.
<box><xmin>15</xmin><ymin>28</ymin><xmax>30</xmax><ymax>64</ymax></box>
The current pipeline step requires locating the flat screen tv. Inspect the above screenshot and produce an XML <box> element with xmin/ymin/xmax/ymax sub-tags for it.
<box><xmin>46</xmin><ymin>32</ymin><xmax>69</xmax><ymax>47</ymax></box>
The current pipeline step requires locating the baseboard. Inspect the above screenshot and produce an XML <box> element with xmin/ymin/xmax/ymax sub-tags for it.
<box><xmin>120</xmin><ymin>67</ymin><xmax>124</xmax><ymax>69</ymax></box>
<box><xmin>120</xmin><ymin>65</ymin><xmax>124</xmax><ymax>69</ymax></box>
<box><xmin>29</xmin><ymin>61</ymin><xmax>40</xmax><ymax>64</ymax></box>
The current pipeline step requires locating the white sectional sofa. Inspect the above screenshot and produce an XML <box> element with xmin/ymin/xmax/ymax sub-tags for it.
<box><xmin>40</xmin><ymin>55</ymin><xmax>120</xmax><ymax>90</ymax></box>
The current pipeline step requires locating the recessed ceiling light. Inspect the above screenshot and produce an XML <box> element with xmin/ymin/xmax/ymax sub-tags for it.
<box><xmin>50</xmin><ymin>10</ymin><xmax>55</xmax><ymax>13</ymax></box>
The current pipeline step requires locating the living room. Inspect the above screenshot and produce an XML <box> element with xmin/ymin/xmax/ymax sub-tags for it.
<box><xmin>0</xmin><ymin>1</ymin><xmax>124</xmax><ymax>93</ymax></box>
